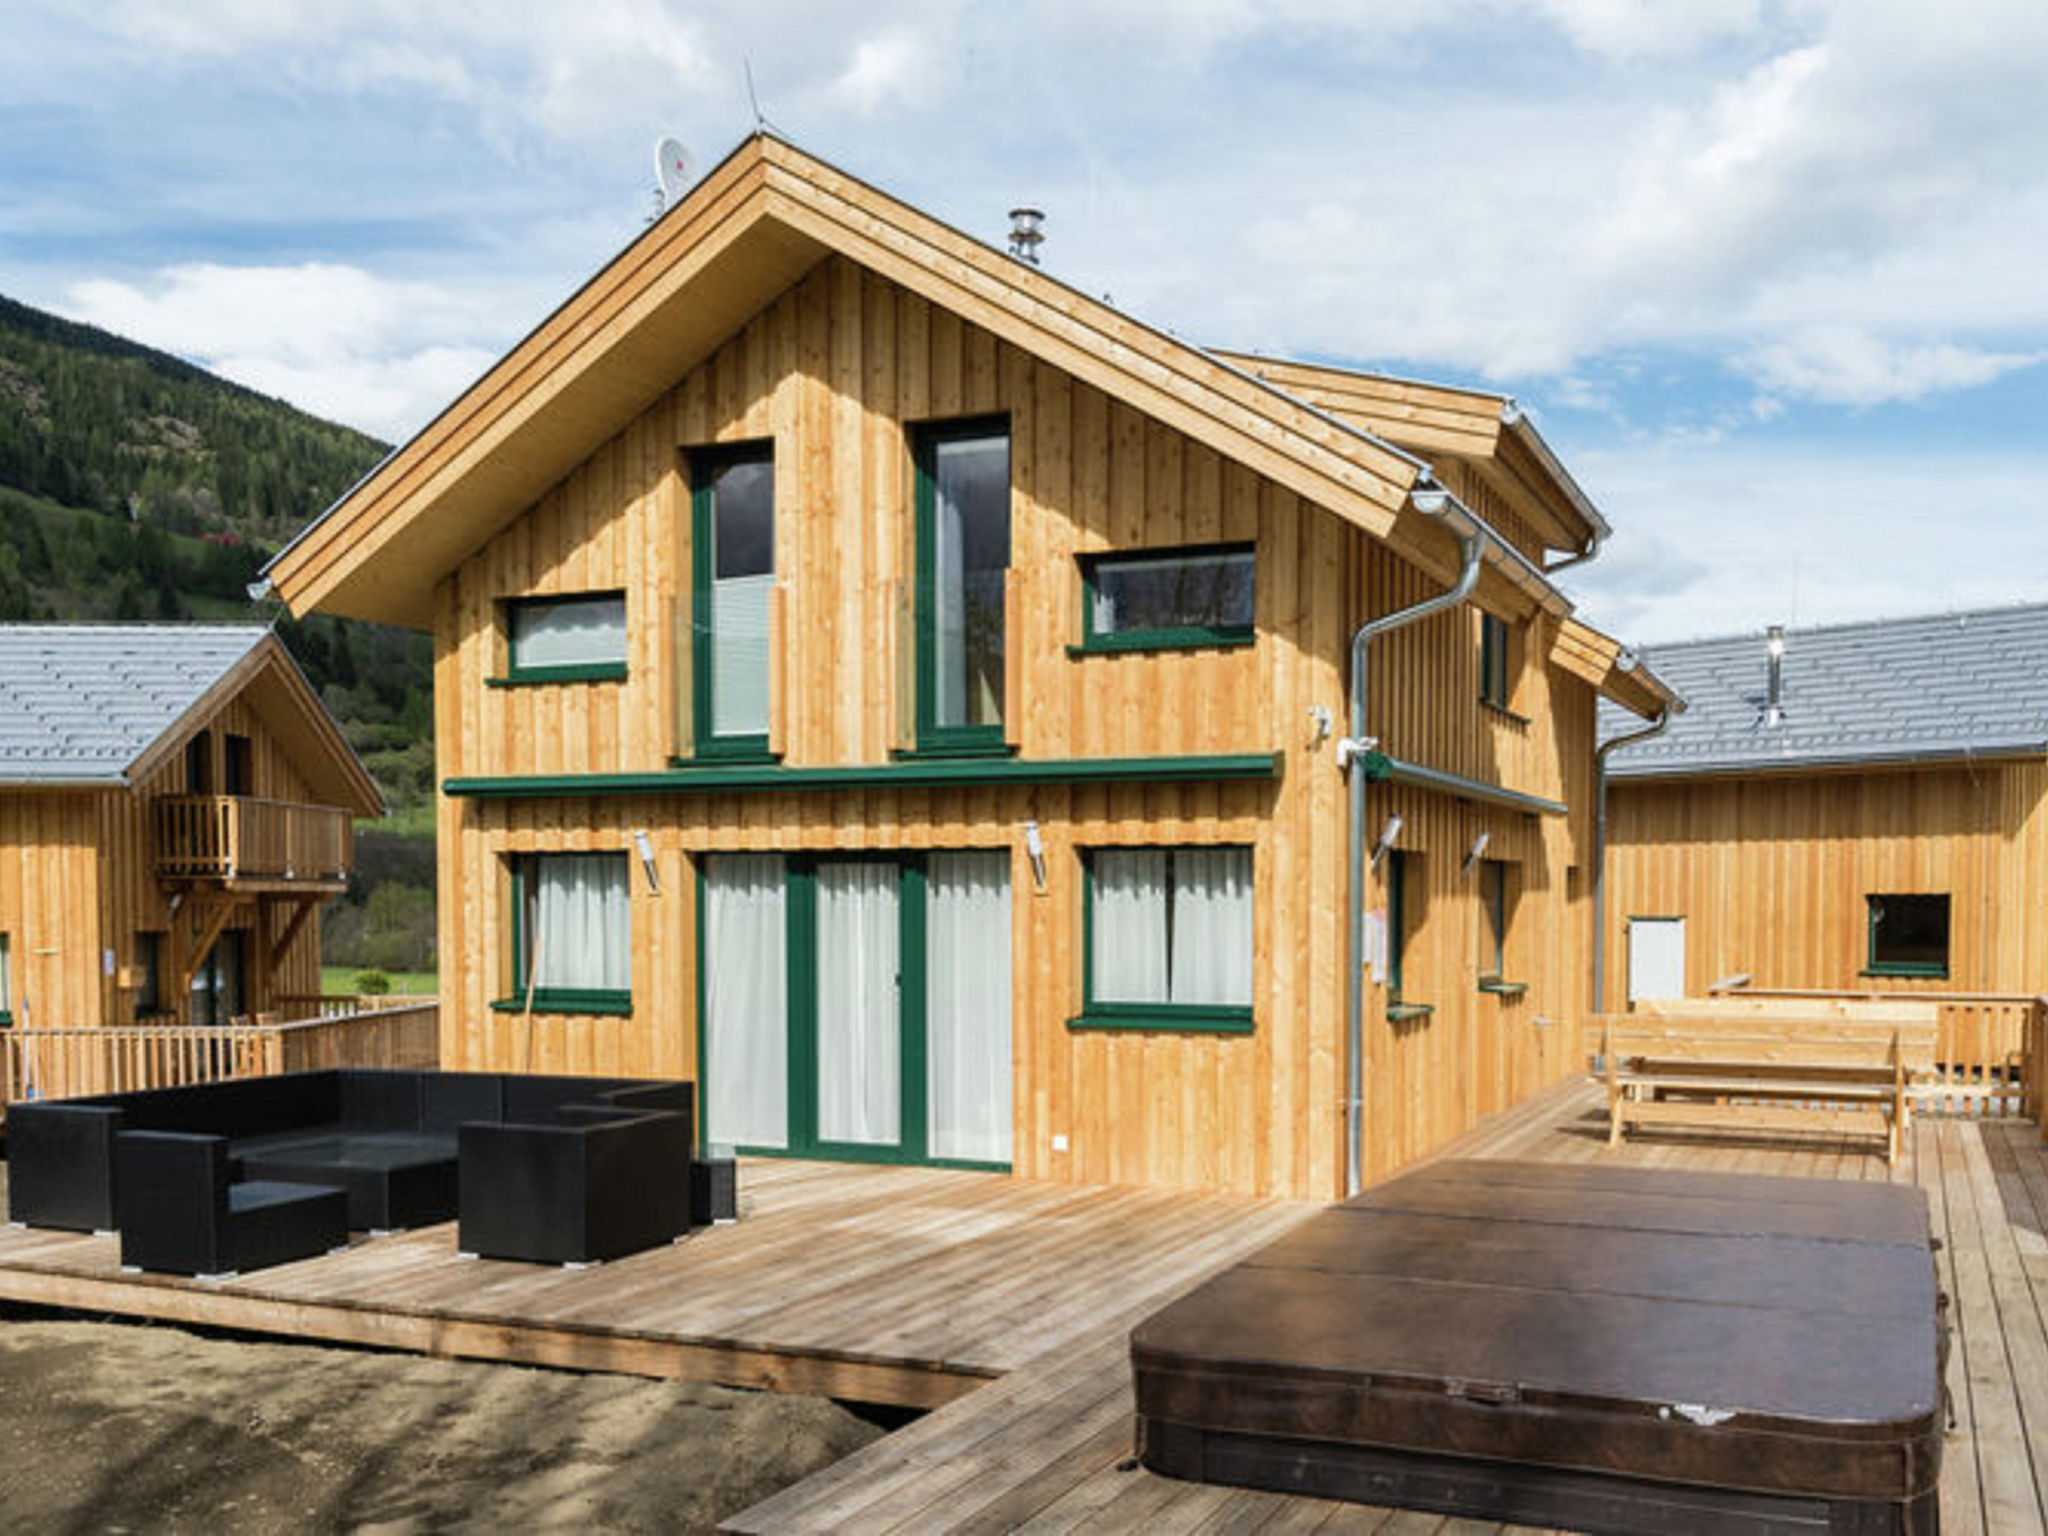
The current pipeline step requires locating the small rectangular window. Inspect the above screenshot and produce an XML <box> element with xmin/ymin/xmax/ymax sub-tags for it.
<box><xmin>1866</xmin><ymin>893</ymin><xmax>1950</xmax><ymax>978</ymax></box>
<box><xmin>503</xmin><ymin>593</ymin><xmax>628</xmax><ymax>683</ymax></box>
<box><xmin>691</xmin><ymin>444</ymin><xmax>775</xmax><ymax>756</ymax></box>
<box><xmin>1075</xmin><ymin>846</ymin><xmax>1253</xmax><ymax>1032</ymax></box>
<box><xmin>184</xmin><ymin>732</ymin><xmax>212</xmax><ymax>795</ymax></box>
<box><xmin>1480</xmin><ymin>612</ymin><xmax>1513</xmax><ymax>710</ymax></box>
<box><xmin>135</xmin><ymin>932</ymin><xmax>164</xmax><ymax>1016</ymax></box>
<box><xmin>504</xmin><ymin>852</ymin><xmax>633</xmax><ymax>1013</ymax></box>
<box><xmin>914</xmin><ymin>419</ymin><xmax>1011</xmax><ymax>750</ymax></box>
<box><xmin>1476</xmin><ymin>860</ymin><xmax>1524</xmax><ymax>994</ymax></box>
<box><xmin>1385</xmin><ymin>849</ymin><xmax>1432</xmax><ymax>1020</ymax></box>
<box><xmin>224</xmin><ymin>734</ymin><xmax>253</xmax><ymax>796</ymax></box>
<box><xmin>1080</xmin><ymin>545</ymin><xmax>1254</xmax><ymax>652</ymax></box>
<box><xmin>0</xmin><ymin>932</ymin><xmax>11</xmax><ymax>1024</ymax></box>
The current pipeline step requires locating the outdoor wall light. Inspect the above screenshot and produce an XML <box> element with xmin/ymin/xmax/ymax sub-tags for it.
<box><xmin>633</xmin><ymin>829</ymin><xmax>660</xmax><ymax>895</ymax></box>
<box><xmin>1023</xmin><ymin>820</ymin><xmax>1048</xmax><ymax>890</ymax></box>
<box><xmin>1370</xmin><ymin>815</ymin><xmax>1403</xmax><ymax>870</ymax></box>
<box><xmin>1462</xmin><ymin>830</ymin><xmax>1491</xmax><ymax>876</ymax></box>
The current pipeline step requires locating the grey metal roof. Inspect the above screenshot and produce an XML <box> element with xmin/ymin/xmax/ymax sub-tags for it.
<box><xmin>0</xmin><ymin>624</ymin><xmax>269</xmax><ymax>786</ymax></box>
<box><xmin>1598</xmin><ymin>603</ymin><xmax>2048</xmax><ymax>778</ymax></box>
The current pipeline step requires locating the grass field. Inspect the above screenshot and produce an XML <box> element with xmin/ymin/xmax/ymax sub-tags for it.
<box><xmin>320</xmin><ymin>966</ymin><xmax>438</xmax><ymax>998</ymax></box>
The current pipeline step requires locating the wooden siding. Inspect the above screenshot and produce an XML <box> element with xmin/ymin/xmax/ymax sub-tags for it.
<box><xmin>433</xmin><ymin>255</ymin><xmax>1606</xmax><ymax>1199</ymax></box>
<box><xmin>1604</xmin><ymin>759</ymin><xmax>2048</xmax><ymax>1004</ymax></box>
<box><xmin>0</xmin><ymin>694</ymin><xmax>334</xmax><ymax>1030</ymax></box>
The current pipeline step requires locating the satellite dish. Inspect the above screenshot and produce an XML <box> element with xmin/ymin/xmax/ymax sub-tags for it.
<box><xmin>654</xmin><ymin>137</ymin><xmax>695</xmax><ymax>207</ymax></box>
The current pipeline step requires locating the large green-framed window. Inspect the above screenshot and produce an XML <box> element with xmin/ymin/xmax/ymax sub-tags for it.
<box><xmin>1073</xmin><ymin>846</ymin><xmax>1254</xmax><ymax>1034</ymax></box>
<box><xmin>0</xmin><ymin>932</ymin><xmax>11</xmax><ymax>1025</ymax></box>
<box><xmin>1479</xmin><ymin>611</ymin><xmax>1513</xmax><ymax>710</ymax></box>
<box><xmin>913</xmin><ymin>418</ymin><xmax>1011</xmax><ymax>754</ymax></box>
<box><xmin>500</xmin><ymin>852</ymin><xmax>632</xmax><ymax>1014</ymax></box>
<box><xmin>1866</xmin><ymin>893</ymin><xmax>1950</xmax><ymax>978</ymax></box>
<box><xmin>499</xmin><ymin>593</ymin><xmax>628</xmax><ymax>685</ymax></box>
<box><xmin>690</xmin><ymin>442</ymin><xmax>776</xmax><ymax>759</ymax></box>
<box><xmin>1076</xmin><ymin>544</ymin><xmax>1254</xmax><ymax>653</ymax></box>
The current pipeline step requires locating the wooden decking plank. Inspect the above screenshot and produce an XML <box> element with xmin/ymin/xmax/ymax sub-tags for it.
<box><xmin>1960</xmin><ymin>1118</ymin><xmax>2048</xmax><ymax>1529</ymax></box>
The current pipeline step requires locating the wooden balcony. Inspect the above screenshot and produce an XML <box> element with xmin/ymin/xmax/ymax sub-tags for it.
<box><xmin>153</xmin><ymin>794</ymin><xmax>355</xmax><ymax>888</ymax></box>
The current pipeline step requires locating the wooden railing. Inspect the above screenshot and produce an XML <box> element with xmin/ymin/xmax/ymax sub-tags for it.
<box><xmin>0</xmin><ymin>1000</ymin><xmax>437</xmax><ymax>1106</ymax></box>
<box><xmin>154</xmin><ymin>795</ymin><xmax>354</xmax><ymax>882</ymax></box>
<box><xmin>1710</xmin><ymin>984</ymin><xmax>2040</xmax><ymax>1117</ymax></box>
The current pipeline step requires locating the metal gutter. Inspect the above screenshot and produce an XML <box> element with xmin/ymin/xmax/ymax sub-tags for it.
<box><xmin>1337</xmin><ymin>491</ymin><xmax>1486</xmax><ymax>1198</ymax></box>
<box><xmin>1592</xmin><ymin>701</ymin><xmax>1682</xmax><ymax>1013</ymax></box>
<box><xmin>1497</xmin><ymin>399</ymin><xmax>1611</xmax><ymax>564</ymax></box>
<box><xmin>1605</xmin><ymin>742</ymin><xmax>2048</xmax><ymax>781</ymax></box>
<box><xmin>1363</xmin><ymin>753</ymin><xmax>1567</xmax><ymax>818</ymax></box>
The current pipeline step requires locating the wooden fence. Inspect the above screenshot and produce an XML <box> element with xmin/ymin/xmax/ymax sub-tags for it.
<box><xmin>1710</xmin><ymin>984</ymin><xmax>2041</xmax><ymax>1118</ymax></box>
<box><xmin>0</xmin><ymin>1000</ymin><xmax>438</xmax><ymax>1108</ymax></box>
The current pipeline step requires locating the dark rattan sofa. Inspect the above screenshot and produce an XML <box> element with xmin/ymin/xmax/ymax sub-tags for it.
<box><xmin>6</xmin><ymin>1069</ymin><xmax>728</xmax><ymax>1273</ymax></box>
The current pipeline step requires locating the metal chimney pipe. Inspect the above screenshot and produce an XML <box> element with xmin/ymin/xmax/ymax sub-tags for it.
<box><xmin>1765</xmin><ymin>624</ymin><xmax>1786</xmax><ymax>726</ymax></box>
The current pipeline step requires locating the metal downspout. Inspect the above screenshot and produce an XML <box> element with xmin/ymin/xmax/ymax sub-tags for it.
<box><xmin>1339</xmin><ymin>493</ymin><xmax>1485</xmax><ymax>1197</ymax></box>
<box><xmin>1592</xmin><ymin>696</ymin><xmax>1674</xmax><ymax>1015</ymax></box>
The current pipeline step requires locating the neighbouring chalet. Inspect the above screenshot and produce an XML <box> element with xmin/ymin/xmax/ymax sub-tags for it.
<box><xmin>0</xmin><ymin>624</ymin><xmax>382</xmax><ymax>1031</ymax></box>
<box><xmin>264</xmin><ymin>134</ymin><xmax>1676</xmax><ymax>1199</ymax></box>
<box><xmin>1601</xmin><ymin>604</ymin><xmax>2048</xmax><ymax>1006</ymax></box>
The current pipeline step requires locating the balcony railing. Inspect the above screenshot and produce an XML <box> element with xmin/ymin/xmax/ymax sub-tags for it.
<box><xmin>154</xmin><ymin>795</ymin><xmax>354</xmax><ymax>883</ymax></box>
<box><xmin>0</xmin><ymin>1000</ymin><xmax>439</xmax><ymax>1106</ymax></box>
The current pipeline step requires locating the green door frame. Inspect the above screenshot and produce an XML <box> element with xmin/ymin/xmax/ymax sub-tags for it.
<box><xmin>697</xmin><ymin>852</ymin><xmax>1009</xmax><ymax>1172</ymax></box>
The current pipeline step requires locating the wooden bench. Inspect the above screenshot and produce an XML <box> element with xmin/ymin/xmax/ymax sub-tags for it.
<box><xmin>1600</xmin><ymin>1004</ymin><xmax>1939</xmax><ymax>1165</ymax></box>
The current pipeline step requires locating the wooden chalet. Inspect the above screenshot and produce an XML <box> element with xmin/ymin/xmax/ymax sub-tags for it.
<box><xmin>264</xmin><ymin>133</ymin><xmax>1675</xmax><ymax>1200</ymax></box>
<box><xmin>1601</xmin><ymin>604</ymin><xmax>2048</xmax><ymax>1005</ymax></box>
<box><xmin>0</xmin><ymin>624</ymin><xmax>382</xmax><ymax>1032</ymax></box>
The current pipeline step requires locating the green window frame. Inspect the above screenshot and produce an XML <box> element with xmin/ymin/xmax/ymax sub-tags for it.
<box><xmin>1865</xmin><ymin>893</ymin><xmax>1950</xmax><ymax>979</ymax></box>
<box><xmin>1476</xmin><ymin>859</ymin><xmax>1526</xmax><ymax>996</ymax></box>
<box><xmin>1073</xmin><ymin>543</ymin><xmax>1255</xmax><ymax>654</ymax></box>
<box><xmin>135</xmin><ymin>932</ymin><xmax>165</xmax><ymax>1017</ymax></box>
<box><xmin>1385</xmin><ymin>849</ymin><xmax>1433</xmax><ymax>1021</ymax></box>
<box><xmin>912</xmin><ymin>417</ymin><xmax>1012</xmax><ymax>755</ymax></box>
<box><xmin>689</xmin><ymin>441</ymin><xmax>777</xmax><ymax>760</ymax></box>
<box><xmin>0</xmin><ymin>931</ymin><xmax>11</xmax><ymax>1025</ymax></box>
<box><xmin>496</xmin><ymin>852</ymin><xmax>634</xmax><ymax>1015</ymax></box>
<box><xmin>1479</xmin><ymin>611</ymin><xmax>1512</xmax><ymax>711</ymax></box>
<box><xmin>1071</xmin><ymin>845</ymin><xmax>1255</xmax><ymax>1034</ymax></box>
<box><xmin>495</xmin><ymin>592</ymin><xmax>629</xmax><ymax>685</ymax></box>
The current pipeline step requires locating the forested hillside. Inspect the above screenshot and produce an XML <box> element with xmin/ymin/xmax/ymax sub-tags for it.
<box><xmin>0</xmin><ymin>293</ymin><xmax>436</xmax><ymax>975</ymax></box>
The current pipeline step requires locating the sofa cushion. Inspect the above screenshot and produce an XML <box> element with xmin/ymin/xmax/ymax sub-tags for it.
<box><xmin>422</xmin><ymin>1072</ymin><xmax>505</xmax><ymax>1130</ymax></box>
<box><xmin>338</xmin><ymin>1071</ymin><xmax>425</xmax><ymax>1130</ymax></box>
<box><xmin>501</xmin><ymin>1075</ymin><xmax>631</xmax><ymax>1124</ymax></box>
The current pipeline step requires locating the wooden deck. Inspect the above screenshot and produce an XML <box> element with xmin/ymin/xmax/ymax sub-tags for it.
<box><xmin>729</xmin><ymin>1081</ymin><xmax>2048</xmax><ymax>1536</ymax></box>
<box><xmin>0</xmin><ymin>1155</ymin><xmax>1312</xmax><ymax>1411</ymax></box>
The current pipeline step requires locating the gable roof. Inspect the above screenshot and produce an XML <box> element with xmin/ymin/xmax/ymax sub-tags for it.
<box><xmin>0</xmin><ymin>623</ymin><xmax>383</xmax><ymax>813</ymax></box>
<box><xmin>262</xmin><ymin>133</ymin><xmax>1619</xmax><ymax>640</ymax></box>
<box><xmin>1208</xmin><ymin>352</ymin><xmax>1609</xmax><ymax>560</ymax></box>
<box><xmin>1600</xmin><ymin>603</ymin><xmax>2048</xmax><ymax>778</ymax></box>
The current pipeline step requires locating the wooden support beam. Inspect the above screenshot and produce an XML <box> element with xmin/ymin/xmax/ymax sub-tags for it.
<box><xmin>267</xmin><ymin>897</ymin><xmax>320</xmax><ymax>974</ymax></box>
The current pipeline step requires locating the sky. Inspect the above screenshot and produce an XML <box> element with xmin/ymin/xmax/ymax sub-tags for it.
<box><xmin>6</xmin><ymin>0</ymin><xmax>2048</xmax><ymax>646</ymax></box>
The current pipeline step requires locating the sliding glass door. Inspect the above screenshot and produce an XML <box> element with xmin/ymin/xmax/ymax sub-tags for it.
<box><xmin>700</xmin><ymin>851</ymin><xmax>1011</xmax><ymax>1167</ymax></box>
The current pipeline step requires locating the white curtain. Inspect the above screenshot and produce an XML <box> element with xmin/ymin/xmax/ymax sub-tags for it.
<box><xmin>927</xmin><ymin>853</ymin><xmax>1012</xmax><ymax>1163</ymax></box>
<box><xmin>710</xmin><ymin>573</ymin><xmax>772</xmax><ymax>736</ymax></box>
<box><xmin>531</xmin><ymin>853</ymin><xmax>629</xmax><ymax>991</ymax></box>
<box><xmin>1092</xmin><ymin>850</ymin><xmax>1169</xmax><ymax>1003</ymax></box>
<box><xmin>513</xmin><ymin>596</ymin><xmax>625</xmax><ymax>669</ymax></box>
<box><xmin>816</xmin><ymin>862</ymin><xmax>900</xmax><ymax>1146</ymax></box>
<box><xmin>704</xmin><ymin>855</ymin><xmax>788</xmax><ymax>1150</ymax></box>
<box><xmin>1170</xmin><ymin>848</ymin><xmax>1253</xmax><ymax>1006</ymax></box>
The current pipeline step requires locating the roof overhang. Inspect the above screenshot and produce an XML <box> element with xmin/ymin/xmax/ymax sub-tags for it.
<box><xmin>1207</xmin><ymin>352</ymin><xmax>1608</xmax><ymax>562</ymax></box>
<box><xmin>267</xmin><ymin>134</ymin><xmax>1435</xmax><ymax>631</ymax></box>
<box><xmin>130</xmin><ymin>635</ymin><xmax>385</xmax><ymax>818</ymax></box>
<box><xmin>1553</xmin><ymin>617</ymin><xmax>1684</xmax><ymax>721</ymax></box>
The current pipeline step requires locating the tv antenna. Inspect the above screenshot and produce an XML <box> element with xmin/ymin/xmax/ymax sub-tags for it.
<box><xmin>653</xmin><ymin>136</ymin><xmax>696</xmax><ymax>214</ymax></box>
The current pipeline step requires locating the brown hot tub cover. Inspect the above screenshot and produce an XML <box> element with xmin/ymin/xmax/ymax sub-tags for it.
<box><xmin>1133</xmin><ymin>1160</ymin><xmax>1943</xmax><ymax>1535</ymax></box>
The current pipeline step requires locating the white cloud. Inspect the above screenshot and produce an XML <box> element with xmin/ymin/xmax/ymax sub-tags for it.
<box><xmin>1534</xmin><ymin>0</ymin><xmax>1766</xmax><ymax>59</ymax></box>
<box><xmin>1743</xmin><ymin>327</ymin><xmax>2043</xmax><ymax>405</ymax></box>
<box><xmin>825</xmin><ymin>31</ymin><xmax>931</xmax><ymax>117</ymax></box>
<box><xmin>62</xmin><ymin>263</ymin><xmax>504</xmax><ymax>441</ymax></box>
<box><xmin>1564</xmin><ymin>440</ymin><xmax>2048</xmax><ymax>643</ymax></box>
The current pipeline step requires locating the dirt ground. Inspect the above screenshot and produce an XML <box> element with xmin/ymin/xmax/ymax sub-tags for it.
<box><xmin>0</xmin><ymin>1309</ymin><xmax>886</xmax><ymax>1534</ymax></box>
